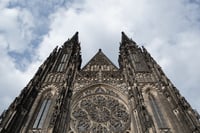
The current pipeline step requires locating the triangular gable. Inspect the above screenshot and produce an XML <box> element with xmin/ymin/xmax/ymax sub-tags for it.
<box><xmin>81</xmin><ymin>49</ymin><xmax>118</xmax><ymax>71</ymax></box>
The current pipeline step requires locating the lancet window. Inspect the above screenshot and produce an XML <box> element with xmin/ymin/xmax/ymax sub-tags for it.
<box><xmin>57</xmin><ymin>53</ymin><xmax>68</xmax><ymax>72</ymax></box>
<box><xmin>33</xmin><ymin>99</ymin><xmax>51</xmax><ymax>129</ymax></box>
<box><xmin>149</xmin><ymin>93</ymin><xmax>167</xmax><ymax>128</ymax></box>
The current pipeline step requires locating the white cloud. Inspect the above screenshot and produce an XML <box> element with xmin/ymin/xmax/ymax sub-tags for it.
<box><xmin>0</xmin><ymin>7</ymin><xmax>35</xmax><ymax>53</ymax></box>
<box><xmin>0</xmin><ymin>0</ymin><xmax>200</xmax><ymax>115</ymax></box>
<box><xmin>0</xmin><ymin>0</ymin><xmax>36</xmax><ymax>112</ymax></box>
<box><xmin>0</xmin><ymin>0</ymin><xmax>9</xmax><ymax>9</ymax></box>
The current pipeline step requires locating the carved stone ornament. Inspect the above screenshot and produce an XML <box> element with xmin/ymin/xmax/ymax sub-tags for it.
<box><xmin>70</xmin><ymin>94</ymin><xmax>130</xmax><ymax>133</ymax></box>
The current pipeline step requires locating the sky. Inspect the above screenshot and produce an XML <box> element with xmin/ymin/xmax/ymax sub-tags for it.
<box><xmin>0</xmin><ymin>0</ymin><xmax>200</xmax><ymax>114</ymax></box>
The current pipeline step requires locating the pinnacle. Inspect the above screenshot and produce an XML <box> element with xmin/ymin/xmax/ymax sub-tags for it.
<box><xmin>121</xmin><ymin>31</ymin><xmax>130</xmax><ymax>42</ymax></box>
<box><xmin>71</xmin><ymin>31</ymin><xmax>79</xmax><ymax>42</ymax></box>
<box><xmin>63</xmin><ymin>32</ymin><xmax>79</xmax><ymax>47</ymax></box>
<box><xmin>121</xmin><ymin>31</ymin><xmax>137</xmax><ymax>46</ymax></box>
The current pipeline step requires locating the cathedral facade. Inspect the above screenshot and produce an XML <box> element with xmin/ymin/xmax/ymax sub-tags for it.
<box><xmin>0</xmin><ymin>32</ymin><xmax>200</xmax><ymax>133</ymax></box>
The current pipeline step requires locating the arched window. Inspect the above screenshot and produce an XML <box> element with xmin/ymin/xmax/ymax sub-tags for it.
<box><xmin>149</xmin><ymin>94</ymin><xmax>167</xmax><ymax>129</ymax></box>
<box><xmin>57</xmin><ymin>54</ymin><xmax>68</xmax><ymax>72</ymax></box>
<box><xmin>33</xmin><ymin>99</ymin><xmax>51</xmax><ymax>129</ymax></box>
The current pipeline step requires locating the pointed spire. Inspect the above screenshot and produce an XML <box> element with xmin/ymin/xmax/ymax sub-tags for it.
<box><xmin>121</xmin><ymin>31</ymin><xmax>137</xmax><ymax>46</ymax></box>
<box><xmin>120</xmin><ymin>31</ymin><xmax>138</xmax><ymax>48</ymax></box>
<box><xmin>121</xmin><ymin>31</ymin><xmax>130</xmax><ymax>43</ymax></box>
<box><xmin>71</xmin><ymin>31</ymin><xmax>79</xmax><ymax>42</ymax></box>
<box><xmin>63</xmin><ymin>32</ymin><xmax>79</xmax><ymax>47</ymax></box>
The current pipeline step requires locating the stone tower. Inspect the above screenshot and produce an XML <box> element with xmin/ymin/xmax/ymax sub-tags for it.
<box><xmin>0</xmin><ymin>32</ymin><xmax>199</xmax><ymax>133</ymax></box>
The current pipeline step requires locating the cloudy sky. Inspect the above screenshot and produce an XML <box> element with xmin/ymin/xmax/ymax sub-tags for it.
<box><xmin>0</xmin><ymin>0</ymin><xmax>200</xmax><ymax>114</ymax></box>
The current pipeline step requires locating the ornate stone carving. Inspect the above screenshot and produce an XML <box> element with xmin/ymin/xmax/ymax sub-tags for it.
<box><xmin>73</xmin><ymin>71</ymin><xmax>128</xmax><ymax>97</ymax></box>
<box><xmin>70</xmin><ymin>94</ymin><xmax>130</xmax><ymax>133</ymax></box>
<box><xmin>136</xmin><ymin>73</ymin><xmax>156</xmax><ymax>83</ymax></box>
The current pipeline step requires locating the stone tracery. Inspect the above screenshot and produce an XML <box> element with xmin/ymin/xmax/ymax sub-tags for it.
<box><xmin>70</xmin><ymin>88</ymin><xmax>130</xmax><ymax>133</ymax></box>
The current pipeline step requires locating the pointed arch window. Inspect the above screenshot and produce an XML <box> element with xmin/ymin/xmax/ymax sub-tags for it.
<box><xmin>149</xmin><ymin>94</ymin><xmax>167</xmax><ymax>129</ymax></box>
<box><xmin>33</xmin><ymin>99</ymin><xmax>51</xmax><ymax>128</ymax></box>
<box><xmin>57</xmin><ymin>54</ymin><xmax>68</xmax><ymax>72</ymax></box>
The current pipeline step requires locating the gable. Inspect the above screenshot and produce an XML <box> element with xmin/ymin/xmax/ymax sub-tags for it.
<box><xmin>81</xmin><ymin>49</ymin><xmax>118</xmax><ymax>71</ymax></box>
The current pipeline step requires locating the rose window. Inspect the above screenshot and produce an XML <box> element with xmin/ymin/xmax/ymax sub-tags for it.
<box><xmin>70</xmin><ymin>95</ymin><xmax>130</xmax><ymax>132</ymax></box>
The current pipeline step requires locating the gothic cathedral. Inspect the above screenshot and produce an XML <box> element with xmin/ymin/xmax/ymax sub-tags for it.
<box><xmin>0</xmin><ymin>32</ymin><xmax>200</xmax><ymax>133</ymax></box>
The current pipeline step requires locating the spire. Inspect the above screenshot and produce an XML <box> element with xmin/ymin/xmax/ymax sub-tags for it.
<box><xmin>121</xmin><ymin>31</ymin><xmax>130</xmax><ymax>43</ymax></box>
<box><xmin>71</xmin><ymin>31</ymin><xmax>79</xmax><ymax>42</ymax></box>
<box><xmin>121</xmin><ymin>31</ymin><xmax>137</xmax><ymax>47</ymax></box>
<box><xmin>63</xmin><ymin>32</ymin><xmax>79</xmax><ymax>47</ymax></box>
